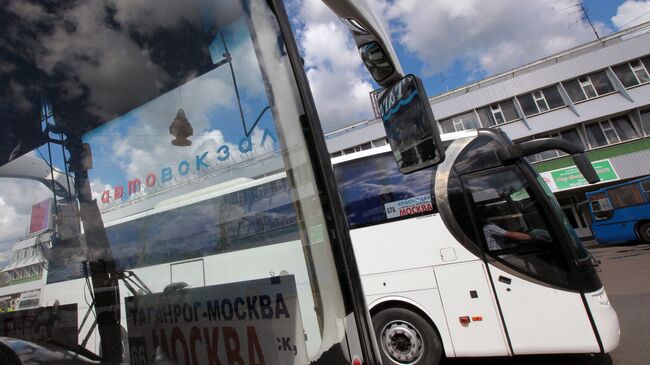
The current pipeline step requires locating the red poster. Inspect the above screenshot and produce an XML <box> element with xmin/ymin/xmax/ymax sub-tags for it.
<box><xmin>29</xmin><ymin>199</ymin><xmax>52</xmax><ymax>234</ymax></box>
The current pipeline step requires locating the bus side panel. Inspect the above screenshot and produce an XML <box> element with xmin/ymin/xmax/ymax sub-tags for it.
<box><xmin>349</xmin><ymin>215</ymin><xmax>478</xmax><ymax>274</ymax></box>
<box><xmin>434</xmin><ymin>260</ymin><xmax>509</xmax><ymax>357</ymax></box>
<box><xmin>593</xmin><ymin>205</ymin><xmax>650</xmax><ymax>243</ymax></box>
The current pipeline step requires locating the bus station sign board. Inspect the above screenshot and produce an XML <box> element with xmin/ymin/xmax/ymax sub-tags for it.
<box><xmin>540</xmin><ymin>159</ymin><xmax>618</xmax><ymax>192</ymax></box>
<box><xmin>0</xmin><ymin>303</ymin><xmax>78</xmax><ymax>346</ymax></box>
<box><xmin>125</xmin><ymin>275</ymin><xmax>308</xmax><ymax>365</ymax></box>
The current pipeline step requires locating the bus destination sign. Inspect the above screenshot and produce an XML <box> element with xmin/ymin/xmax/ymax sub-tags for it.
<box><xmin>125</xmin><ymin>275</ymin><xmax>308</xmax><ymax>365</ymax></box>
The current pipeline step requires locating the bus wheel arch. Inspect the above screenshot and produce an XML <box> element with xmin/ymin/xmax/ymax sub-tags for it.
<box><xmin>370</xmin><ymin>300</ymin><xmax>444</xmax><ymax>365</ymax></box>
<box><xmin>635</xmin><ymin>221</ymin><xmax>650</xmax><ymax>243</ymax></box>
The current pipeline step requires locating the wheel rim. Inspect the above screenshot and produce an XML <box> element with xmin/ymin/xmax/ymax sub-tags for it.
<box><xmin>380</xmin><ymin>320</ymin><xmax>424</xmax><ymax>364</ymax></box>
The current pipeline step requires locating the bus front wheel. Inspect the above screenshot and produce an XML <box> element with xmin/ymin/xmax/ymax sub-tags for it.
<box><xmin>372</xmin><ymin>307</ymin><xmax>442</xmax><ymax>365</ymax></box>
<box><xmin>637</xmin><ymin>222</ymin><xmax>650</xmax><ymax>243</ymax></box>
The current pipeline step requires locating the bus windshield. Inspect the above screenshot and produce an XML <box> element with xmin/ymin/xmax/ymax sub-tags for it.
<box><xmin>0</xmin><ymin>1</ymin><xmax>368</xmax><ymax>363</ymax></box>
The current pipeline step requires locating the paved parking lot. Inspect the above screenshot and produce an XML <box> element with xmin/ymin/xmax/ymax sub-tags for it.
<box><xmin>442</xmin><ymin>242</ymin><xmax>650</xmax><ymax>365</ymax></box>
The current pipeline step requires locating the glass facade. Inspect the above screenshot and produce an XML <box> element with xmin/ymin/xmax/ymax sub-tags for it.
<box><xmin>0</xmin><ymin>1</ymin><xmax>373</xmax><ymax>363</ymax></box>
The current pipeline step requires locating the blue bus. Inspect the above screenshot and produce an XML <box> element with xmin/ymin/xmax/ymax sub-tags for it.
<box><xmin>587</xmin><ymin>176</ymin><xmax>650</xmax><ymax>244</ymax></box>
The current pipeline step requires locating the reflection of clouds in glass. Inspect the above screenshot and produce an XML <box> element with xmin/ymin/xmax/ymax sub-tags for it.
<box><xmin>0</xmin><ymin>179</ymin><xmax>52</xmax><ymax>242</ymax></box>
<box><xmin>29</xmin><ymin>1</ymin><xmax>171</xmax><ymax>120</ymax></box>
<box><xmin>337</xmin><ymin>160</ymin><xmax>431</xmax><ymax>199</ymax></box>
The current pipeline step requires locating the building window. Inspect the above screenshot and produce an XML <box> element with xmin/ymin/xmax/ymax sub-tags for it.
<box><xmin>372</xmin><ymin>138</ymin><xmax>387</xmax><ymax>147</ymax></box>
<box><xmin>330</xmin><ymin>151</ymin><xmax>342</xmax><ymax>158</ymax></box>
<box><xmin>528</xmin><ymin>128</ymin><xmax>585</xmax><ymax>162</ymax></box>
<box><xmin>612</xmin><ymin>58</ymin><xmax>650</xmax><ymax>88</ymax></box>
<box><xmin>477</xmin><ymin>99</ymin><xmax>519</xmax><ymax>126</ymax></box>
<box><xmin>641</xmin><ymin>109</ymin><xmax>650</xmax><ymax>136</ymax></box>
<box><xmin>517</xmin><ymin>86</ymin><xmax>565</xmax><ymax>117</ymax></box>
<box><xmin>562</xmin><ymin>71</ymin><xmax>615</xmax><ymax>103</ymax></box>
<box><xmin>585</xmin><ymin>115</ymin><xmax>638</xmax><ymax>148</ymax></box>
<box><xmin>440</xmin><ymin>112</ymin><xmax>480</xmax><ymax>133</ymax></box>
<box><xmin>355</xmin><ymin>142</ymin><xmax>372</xmax><ymax>152</ymax></box>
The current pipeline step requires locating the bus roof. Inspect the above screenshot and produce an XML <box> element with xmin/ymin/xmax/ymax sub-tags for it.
<box><xmin>586</xmin><ymin>175</ymin><xmax>650</xmax><ymax>197</ymax></box>
<box><xmin>330</xmin><ymin>129</ymin><xmax>478</xmax><ymax>165</ymax></box>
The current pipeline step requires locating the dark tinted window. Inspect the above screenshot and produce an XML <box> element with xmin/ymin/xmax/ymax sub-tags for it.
<box><xmin>609</xmin><ymin>184</ymin><xmax>645</xmax><ymax>208</ymax></box>
<box><xmin>585</xmin><ymin>123</ymin><xmax>608</xmax><ymax>147</ymax></box>
<box><xmin>464</xmin><ymin>166</ymin><xmax>574</xmax><ymax>289</ymax></box>
<box><xmin>542</xmin><ymin>86</ymin><xmax>565</xmax><ymax>109</ymax></box>
<box><xmin>590</xmin><ymin>71</ymin><xmax>615</xmax><ymax>95</ymax></box>
<box><xmin>641</xmin><ymin>110</ymin><xmax>650</xmax><ymax>136</ymax></box>
<box><xmin>334</xmin><ymin>153</ymin><xmax>436</xmax><ymax>228</ymax></box>
<box><xmin>85</xmin><ymin>178</ymin><xmax>299</xmax><ymax>273</ymax></box>
<box><xmin>612</xmin><ymin>63</ymin><xmax>639</xmax><ymax>88</ymax></box>
<box><xmin>517</xmin><ymin>93</ymin><xmax>539</xmax><ymax>116</ymax></box>
<box><xmin>560</xmin><ymin>129</ymin><xmax>584</xmax><ymax>150</ymax></box>
<box><xmin>642</xmin><ymin>180</ymin><xmax>650</xmax><ymax>200</ymax></box>
<box><xmin>562</xmin><ymin>79</ymin><xmax>587</xmax><ymax>102</ymax></box>
<box><xmin>612</xmin><ymin>115</ymin><xmax>638</xmax><ymax>141</ymax></box>
<box><xmin>501</xmin><ymin>99</ymin><xmax>519</xmax><ymax>121</ymax></box>
<box><xmin>477</xmin><ymin>107</ymin><xmax>495</xmax><ymax>127</ymax></box>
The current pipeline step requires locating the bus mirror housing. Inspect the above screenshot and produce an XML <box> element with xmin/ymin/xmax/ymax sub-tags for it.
<box><xmin>322</xmin><ymin>0</ymin><xmax>403</xmax><ymax>88</ymax></box>
<box><xmin>572</xmin><ymin>153</ymin><xmax>600</xmax><ymax>184</ymax></box>
<box><xmin>497</xmin><ymin>138</ymin><xmax>601</xmax><ymax>184</ymax></box>
<box><xmin>378</xmin><ymin>75</ymin><xmax>445</xmax><ymax>174</ymax></box>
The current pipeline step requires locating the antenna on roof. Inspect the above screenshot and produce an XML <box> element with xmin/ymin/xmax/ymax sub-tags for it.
<box><xmin>563</xmin><ymin>2</ymin><xmax>601</xmax><ymax>41</ymax></box>
<box><xmin>572</xmin><ymin>2</ymin><xmax>601</xmax><ymax>41</ymax></box>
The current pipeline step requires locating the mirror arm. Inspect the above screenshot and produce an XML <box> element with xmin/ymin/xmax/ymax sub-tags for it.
<box><xmin>497</xmin><ymin>137</ymin><xmax>600</xmax><ymax>184</ymax></box>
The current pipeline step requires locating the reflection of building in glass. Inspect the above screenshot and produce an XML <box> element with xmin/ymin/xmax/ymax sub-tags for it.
<box><xmin>0</xmin><ymin>215</ymin><xmax>51</xmax><ymax>312</ymax></box>
<box><xmin>326</xmin><ymin>21</ymin><xmax>650</xmax><ymax>239</ymax></box>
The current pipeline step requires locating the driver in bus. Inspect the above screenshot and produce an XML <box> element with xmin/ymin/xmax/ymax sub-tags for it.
<box><xmin>483</xmin><ymin>221</ymin><xmax>532</xmax><ymax>251</ymax></box>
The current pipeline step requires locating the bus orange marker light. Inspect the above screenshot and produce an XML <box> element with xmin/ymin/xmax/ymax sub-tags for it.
<box><xmin>459</xmin><ymin>316</ymin><xmax>471</xmax><ymax>325</ymax></box>
<box><xmin>472</xmin><ymin>316</ymin><xmax>483</xmax><ymax>321</ymax></box>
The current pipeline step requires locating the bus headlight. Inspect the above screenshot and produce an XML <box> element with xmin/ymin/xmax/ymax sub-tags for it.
<box><xmin>594</xmin><ymin>290</ymin><xmax>610</xmax><ymax>306</ymax></box>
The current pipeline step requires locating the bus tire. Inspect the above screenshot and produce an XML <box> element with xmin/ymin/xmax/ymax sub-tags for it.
<box><xmin>637</xmin><ymin>222</ymin><xmax>650</xmax><ymax>243</ymax></box>
<box><xmin>372</xmin><ymin>307</ymin><xmax>442</xmax><ymax>365</ymax></box>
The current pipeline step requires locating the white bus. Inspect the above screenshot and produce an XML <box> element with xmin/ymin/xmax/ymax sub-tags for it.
<box><xmin>332</xmin><ymin>129</ymin><xmax>621</xmax><ymax>364</ymax></box>
<box><xmin>41</xmin><ymin>129</ymin><xmax>620</xmax><ymax>365</ymax></box>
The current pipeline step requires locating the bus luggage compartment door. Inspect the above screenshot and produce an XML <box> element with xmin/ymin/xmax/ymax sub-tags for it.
<box><xmin>434</xmin><ymin>260</ymin><xmax>509</xmax><ymax>357</ymax></box>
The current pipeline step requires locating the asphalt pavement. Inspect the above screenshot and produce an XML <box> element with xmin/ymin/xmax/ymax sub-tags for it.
<box><xmin>441</xmin><ymin>242</ymin><xmax>650</xmax><ymax>365</ymax></box>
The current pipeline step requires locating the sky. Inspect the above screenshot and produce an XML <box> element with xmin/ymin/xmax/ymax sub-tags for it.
<box><xmin>1</xmin><ymin>0</ymin><xmax>649</xmax><ymax>253</ymax></box>
<box><xmin>288</xmin><ymin>0</ymin><xmax>650</xmax><ymax>132</ymax></box>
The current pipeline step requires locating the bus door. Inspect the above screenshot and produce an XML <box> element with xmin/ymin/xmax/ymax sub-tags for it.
<box><xmin>461</xmin><ymin>164</ymin><xmax>601</xmax><ymax>354</ymax></box>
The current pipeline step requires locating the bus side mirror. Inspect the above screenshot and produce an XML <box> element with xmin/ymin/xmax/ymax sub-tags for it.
<box><xmin>572</xmin><ymin>153</ymin><xmax>600</xmax><ymax>184</ymax></box>
<box><xmin>378</xmin><ymin>75</ymin><xmax>445</xmax><ymax>174</ymax></box>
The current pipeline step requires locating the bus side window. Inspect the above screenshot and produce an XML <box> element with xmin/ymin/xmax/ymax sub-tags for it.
<box><xmin>608</xmin><ymin>184</ymin><xmax>645</xmax><ymax>208</ymax></box>
<box><xmin>641</xmin><ymin>180</ymin><xmax>650</xmax><ymax>201</ymax></box>
<box><xmin>589</xmin><ymin>193</ymin><xmax>612</xmax><ymax>220</ymax></box>
<box><xmin>333</xmin><ymin>152</ymin><xmax>436</xmax><ymax>228</ymax></box>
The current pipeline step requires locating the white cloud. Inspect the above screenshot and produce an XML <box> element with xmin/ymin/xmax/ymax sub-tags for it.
<box><xmin>293</xmin><ymin>0</ymin><xmax>376</xmax><ymax>132</ymax></box>
<box><xmin>0</xmin><ymin>179</ymin><xmax>52</xmax><ymax>243</ymax></box>
<box><xmin>377</xmin><ymin>0</ymin><xmax>609</xmax><ymax>77</ymax></box>
<box><xmin>291</xmin><ymin>0</ymin><xmax>613</xmax><ymax>132</ymax></box>
<box><xmin>612</xmin><ymin>0</ymin><xmax>650</xmax><ymax>30</ymax></box>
